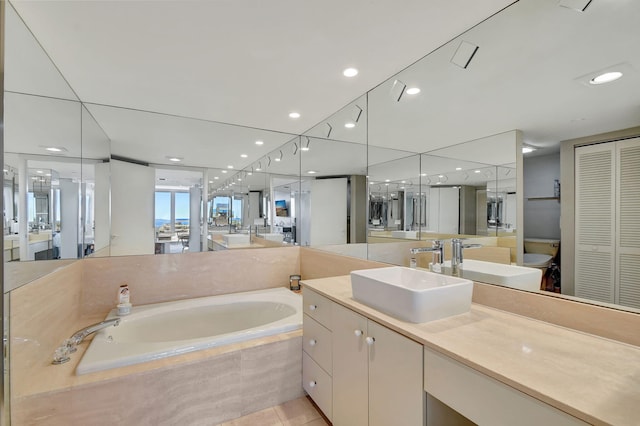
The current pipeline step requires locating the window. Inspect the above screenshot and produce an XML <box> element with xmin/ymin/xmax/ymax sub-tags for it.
<box><xmin>155</xmin><ymin>191</ymin><xmax>171</xmax><ymax>233</ymax></box>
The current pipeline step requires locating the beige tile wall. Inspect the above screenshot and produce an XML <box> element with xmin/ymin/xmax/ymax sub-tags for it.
<box><xmin>473</xmin><ymin>282</ymin><xmax>640</xmax><ymax>347</ymax></box>
<box><xmin>80</xmin><ymin>247</ymin><xmax>300</xmax><ymax>317</ymax></box>
<box><xmin>300</xmin><ymin>247</ymin><xmax>388</xmax><ymax>279</ymax></box>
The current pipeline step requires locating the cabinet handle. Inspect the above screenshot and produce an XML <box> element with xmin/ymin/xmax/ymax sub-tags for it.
<box><xmin>354</xmin><ymin>329</ymin><xmax>363</xmax><ymax>337</ymax></box>
<box><xmin>309</xmin><ymin>304</ymin><xmax>317</xmax><ymax>311</ymax></box>
<box><xmin>365</xmin><ymin>336</ymin><xmax>375</xmax><ymax>346</ymax></box>
<box><xmin>309</xmin><ymin>339</ymin><xmax>317</xmax><ymax>346</ymax></box>
<box><xmin>309</xmin><ymin>380</ymin><xmax>317</xmax><ymax>388</ymax></box>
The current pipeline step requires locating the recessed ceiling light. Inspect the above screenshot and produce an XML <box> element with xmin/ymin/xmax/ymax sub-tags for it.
<box><xmin>240</xmin><ymin>154</ymin><xmax>248</xmax><ymax>158</ymax></box>
<box><xmin>227</xmin><ymin>165</ymin><xmax>234</xmax><ymax>169</ymax></box>
<box><xmin>301</xmin><ymin>146</ymin><xmax>310</xmax><ymax>151</ymax></box>
<box><xmin>400</xmin><ymin>187</ymin><xmax>405</xmax><ymax>189</ymax></box>
<box><xmin>37</xmin><ymin>170</ymin><xmax>43</xmax><ymax>174</ymax></box>
<box><xmin>474</xmin><ymin>170</ymin><xmax>481</xmax><ymax>173</ymax></box>
<box><xmin>589</xmin><ymin>71</ymin><xmax>623</xmax><ymax>85</ymax></box>
<box><xmin>420</xmin><ymin>173</ymin><xmax>427</xmax><ymax>177</ymax></box>
<box><xmin>307</xmin><ymin>170</ymin><xmax>317</xmax><ymax>174</ymax></box>
<box><xmin>209</xmin><ymin>180</ymin><xmax>213</xmax><ymax>184</ymax></box>
<box><xmin>255</xmin><ymin>140</ymin><xmax>264</xmax><ymax>145</ymax></box>
<box><xmin>247</xmin><ymin>172</ymin><xmax>252</xmax><ymax>176</ymax></box>
<box><xmin>438</xmin><ymin>175</ymin><xmax>444</xmax><ymax>178</ymax></box>
<box><xmin>45</xmin><ymin>146</ymin><xmax>66</xmax><ymax>152</ymax></box>
<box><xmin>455</xmin><ymin>167</ymin><xmax>462</xmax><ymax>171</ymax></box>
<box><xmin>289</xmin><ymin>112</ymin><xmax>301</xmax><ymax>119</ymax></box>
<box><xmin>167</xmin><ymin>157</ymin><xmax>182</xmax><ymax>162</ymax></box>
<box><xmin>214</xmin><ymin>176</ymin><xmax>219</xmax><ymax>180</ymax></box>
<box><xmin>222</xmin><ymin>170</ymin><xmax>228</xmax><ymax>174</ymax></box>
<box><xmin>343</xmin><ymin>68</ymin><xmax>358</xmax><ymax>77</ymax></box>
<box><xmin>522</xmin><ymin>146</ymin><xmax>537</xmax><ymax>154</ymax></box>
<box><xmin>45</xmin><ymin>173</ymin><xmax>51</xmax><ymax>177</ymax></box>
<box><xmin>275</xmin><ymin>158</ymin><xmax>281</xmax><ymax>162</ymax></box>
<box><xmin>256</xmin><ymin>167</ymin><xmax>262</xmax><ymax>171</ymax></box>
<box><xmin>345</xmin><ymin>122</ymin><xmax>356</xmax><ymax>129</ymax></box>
<box><xmin>406</xmin><ymin>87</ymin><xmax>421</xmax><ymax>95</ymax></box>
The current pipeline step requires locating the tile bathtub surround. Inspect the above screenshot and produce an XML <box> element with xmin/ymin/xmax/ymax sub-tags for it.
<box><xmin>9</xmin><ymin>261</ymin><xmax>88</xmax><ymax>378</ymax></box>
<box><xmin>80</xmin><ymin>246</ymin><xmax>301</xmax><ymax>316</ymax></box>
<box><xmin>11</xmin><ymin>332</ymin><xmax>304</xmax><ymax>425</ymax></box>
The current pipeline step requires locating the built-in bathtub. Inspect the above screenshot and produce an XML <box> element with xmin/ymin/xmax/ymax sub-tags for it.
<box><xmin>76</xmin><ymin>287</ymin><xmax>302</xmax><ymax>375</ymax></box>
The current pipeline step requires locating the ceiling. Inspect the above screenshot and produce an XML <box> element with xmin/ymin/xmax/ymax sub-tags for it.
<box><xmin>4</xmin><ymin>0</ymin><xmax>640</xmax><ymax>189</ymax></box>
<box><xmin>7</xmin><ymin>0</ymin><xmax>514</xmax><ymax>134</ymax></box>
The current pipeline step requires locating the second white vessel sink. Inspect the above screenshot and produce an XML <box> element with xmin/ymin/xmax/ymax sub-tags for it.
<box><xmin>222</xmin><ymin>233</ymin><xmax>250</xmax><ymax>246</ymax></box>
<box><xmin>442</xmin><ymin>259</ymin><xmax>542</xmax><ymax>292</ymax></box>
<box><xmin>350</xmin><ymin>266</ymin><xmax>473</xmax><ymax>323</ymax></box>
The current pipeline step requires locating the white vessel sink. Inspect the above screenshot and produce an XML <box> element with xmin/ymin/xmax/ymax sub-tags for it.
<box><xmin>222</xmin><ymin>233</ymin><xmax>250</xmax><ymax>246</ymax></box>
<box><xmin>391</xmin><ymin>230</ymin><xmax>418</xmax><ymax>239</ymax></box>
<box><xmin>442</xmin><ymin>260</ymin><xmax>541</xmax><ymax>292</ymax></box>
<box><xmin>258</xmin><ymin>233</ymin><xmax>284</xmax><ymax>242</ymax></box>
<box><xmin>350</xmin><ymin>267</ymin><xmax>473</xmax><ymax>323</ymax></box>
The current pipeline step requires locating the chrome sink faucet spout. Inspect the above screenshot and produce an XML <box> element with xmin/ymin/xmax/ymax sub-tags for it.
<box><xmin>410</xmin><ymin>240</ymin><xmax>444</xmax><ymax>273</ymax></box>
<box><xmin>451</xmin><ymin>238</ymin><xmax>482</xmax><ymax>277</ymax></box>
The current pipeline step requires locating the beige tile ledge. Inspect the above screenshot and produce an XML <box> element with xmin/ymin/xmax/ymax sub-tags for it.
<box><xmin>302</xmin><ymin>276</ymin><xmax>640</xmax><ymax>426</ymax></box>
<box><xmin>12</xmin><ymin>328</ymin><xmax>302</xmax><ymax>400</ymax></box>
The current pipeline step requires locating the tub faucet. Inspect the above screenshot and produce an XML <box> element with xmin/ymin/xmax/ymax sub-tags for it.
<box><xmin>410</xmin><ymin>240</ymin><xmax>444</xmax><ymax>273</ymax></box>
<box><xmin>52</xmin><ymin>318</ymin><xmax>120</xmax><ymax>365</ymax></box>
<box><xmin>451</xmin><ymin>238</ymin><xmax>482</xmax><ymax>277</ymax></box>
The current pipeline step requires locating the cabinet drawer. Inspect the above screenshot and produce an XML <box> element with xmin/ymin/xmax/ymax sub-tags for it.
<box><xmin>303</xmin><ymin>352</ymin><xmax>333</xmax><ymax>421</ymax></box>
<box><xmin>303</xmin><ymin>288</ymin><xmax>333</xmax><ymax>329</ymax></box>
<box><xmin>424</xmin><ymin>348</ymin><xmax>587</xmax><ymax>426</ymax></box>
<box><xmin>303</xmin><ymin>314</ymin><xmax>332</xmax><ymax>374</ymax></box>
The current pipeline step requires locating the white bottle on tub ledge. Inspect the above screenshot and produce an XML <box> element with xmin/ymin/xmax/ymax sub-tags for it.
<box><xmin>117</xmin><ymin>284</ymin><xmax>132</xmax><ymax>315</ymax></box>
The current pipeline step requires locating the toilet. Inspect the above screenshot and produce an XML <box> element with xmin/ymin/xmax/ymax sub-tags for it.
<box><xmin>523</xmin><ymin>238</ymin><xmax>560</xmax><ymax>275</ymax></box>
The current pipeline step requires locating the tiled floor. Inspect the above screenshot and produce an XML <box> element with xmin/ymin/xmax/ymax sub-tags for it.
<box><xmin>218</xmin><ymin>396</ymin><xmax>330</xmax><ymax>426</ymax></box>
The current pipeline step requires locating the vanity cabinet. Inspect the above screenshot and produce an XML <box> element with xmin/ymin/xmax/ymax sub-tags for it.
<box><xmin>424</xmin><ymin>347</ymin><xmax>587</xmax><ymax>426</ymax></box>
<box><xmin>302</xmin><ymin>288</ymin><xmax>424</xmax><ymax>426</ymax></box>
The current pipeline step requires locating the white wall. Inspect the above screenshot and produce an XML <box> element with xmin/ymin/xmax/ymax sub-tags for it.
<box><xmin>110</xmin><ymin>159</ymin><xmax>155</xmax><ymax>256</ymax></box>
<box><xmin>523</xmin><ymin>153</ymin><xmax>560</xmax><ymax>239</ymax></box>
<box><xmin>94</xmin><ymin>162</ymin><xmax>110</xmax><ymax>252</ymax></box>
<box><xmin>428</xmin><ymin>187</ymin><xmax>459</xmax><ymax>233</ymax></box>
<box><xmin>310</xmin><ymin>178</ymin><xmax>347</xmax><ymax>246</ymax></box>
<box><xmin>59</xmin><ymin>178</ymin><xmax>79</xmax><ymax>259</ymax></box>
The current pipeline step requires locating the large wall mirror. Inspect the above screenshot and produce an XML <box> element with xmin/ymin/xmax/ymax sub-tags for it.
<box><xmin>4</xmin><ymin>0</ymin><xmax>640</xmax><ymax>316</ymax></box>
<box><xmin>362</xmin><ymin>0</ymin><xmax>640</xmax><ymax>313</ymax></box>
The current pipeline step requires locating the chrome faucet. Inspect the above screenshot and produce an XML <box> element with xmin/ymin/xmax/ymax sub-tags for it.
<box><xmin>410</xmin><ymin>240</ymin><xmax>444</xmax><ymax>273</ymax></box>
<box><xmin>451</xmin><ymin>238</ymin><xmax>482</xmax><ymax>277</ymax></box>
<box><xmin>52</xmin><ymin>318</ymin><xmax>120</xmax><ymax>365</ymax></box>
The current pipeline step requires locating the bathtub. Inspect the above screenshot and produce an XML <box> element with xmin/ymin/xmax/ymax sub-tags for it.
<box><xmin>76</xmin><ymin>287</ymin><xmax>302</xmax><ymax>375</ymax></box>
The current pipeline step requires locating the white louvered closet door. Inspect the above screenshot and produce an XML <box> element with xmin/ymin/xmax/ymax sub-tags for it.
<box><xmin>616</xmin><ymin>138</ymin><xmax>640</xmax><ymax>309</ymax></box>
<box><xmin>575</xmin><ymin>143</ymin><xmax>616</xmax><ymax>303</ymax></box>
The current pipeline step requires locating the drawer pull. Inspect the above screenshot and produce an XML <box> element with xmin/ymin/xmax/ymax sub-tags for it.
<box><xmin>354</xmin><ymin>329</ymin><xmax>363</xmax><ymax>337</ymax></box>
<box><xmin>309</xmin><ymin>339</ymin><xmax>317</xmax><ymax>346</ymax></box>
<box><xmin>309</xmin><ymin>380</ymin><xmax>317</xmax><ymax>388</ymax></box>
<box><xmin>309</xmin><ymin>304</ymin><xmax>318</xmax><ymax>311</ymax></box>
<box><xmin>365</xmin><ymin>336</ymin><xmax>375</xmax><ymax>346</ymax></box>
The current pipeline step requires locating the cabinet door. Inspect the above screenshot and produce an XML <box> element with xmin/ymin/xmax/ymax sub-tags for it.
<box><xmin>332</xmin><ymin>303</ymin><xmax>368</xmax><ymax>426</ymax></box>
<box><xmin>368</xmin><ymin>320</ymin><xmax>424</xmax><ymax>426</ymax></box>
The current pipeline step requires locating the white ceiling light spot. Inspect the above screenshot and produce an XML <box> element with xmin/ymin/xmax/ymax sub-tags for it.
<box><xmin>221</xmin><ymin>170</ymin><xmax>227</xmax><ymax>174</ymax></box>
<box><xmin>227</xmin><ymin>165</ymin><xmax>234</xmax><ymax>169</ymax></box>
<box><xmin>343</xmin><ymin>68</ymin><xmax>359</xmax><ymax>77</ymax></box>
<box><xmin>345</xmin><ymin>122</ymin><xmax>356</xmax><ymax>129</ymax></box>
<box><xmin>289</xmin><ymin>112</ymin><xmax>301</xmax><ymax>119</ymax></box>
<box><xmin>36</xmin><ymin>170</ymin><xmax>43</xmax><ymax>174</ymax></box>
<box><xmin>307</xmin><ymin>170</ymin><xmax>317</xmax><ymax>174</ymax></box>
<box><xmin>214</xmin><ymin>176</ymin><xmax>219</xmax><ymax>180</ymax></box>
<box><xmin>455</xmin><ymin>167</ymin><xmax>462</xmax><ymax>171</ymax></box>
<box><xmin>255</xmin><ymin>140</ymin><xmax>264</xmax><ymax>145</ymax></box>
<box><xmin>522</xmin><ymin>146</ymin><xmax>537</xmax><ymax>154</ymax></box>
<box><xmin>420</xmin><ymin>173</ymin><xmax>427</xmax><ymax>177</ymax></box>
<box><xmin>406</xmin><ymin>87</ymin><xmax>421</xmax><ymax>95</ymax></box>
<box><xmin>45</xmin><ymin>146</ymin><xmax>66</xmax><ymax>152</ymax></box>
<box><xmin>275</xmin><ymin>157</ymin><xmax>281</xmax><ymax>162</ymax></box>
<box><xmin>240</xmin><ymin>154</ymin><xmax>248</xmax><ymax>158</ymax></box>
<box><xmin>589</xmin><ymin>71</ymin><xmax>623</xmax><ymax>85</ymax></box>
<box><xmin>474</xmin><ymin>170</ymin><xmax>481</xmax><ymax>173</ymax></box>
<box><xmin>167</xmin><ymin>156</ymin><xmax>182</xmax><ymax>162</ymax></box>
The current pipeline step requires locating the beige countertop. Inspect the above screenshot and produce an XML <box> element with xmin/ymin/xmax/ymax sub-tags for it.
<box><xmin>302</xmin><ymin>276</ymin><xmax>640</xmax><ymax>426</ymax></box>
